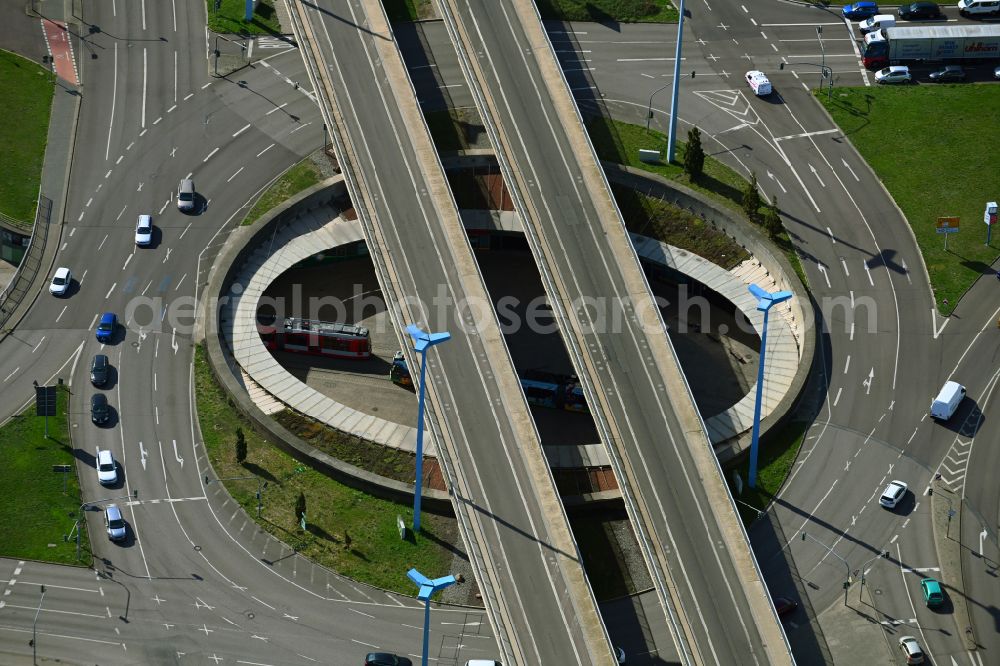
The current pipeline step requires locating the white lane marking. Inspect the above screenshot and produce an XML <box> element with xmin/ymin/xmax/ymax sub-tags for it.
<box><xmin>88</xmin><ymin>313</ymin><xmax>98</xmax><ymax>330</ymax></box>
<box><xmin>843</xmin><ymin>355</ymin><xmax>850</xmax><ymax>374</ymax></box>
<box><xmin>265</xmin><ymin>102</ymin><xmax>288</xmax><ymax>116</ymax></box>
<box><xmin>56</xmin><ymin>306</ymin><xmax>67</xmax><ymax>322</ymax></box>
<box><xmin>3</xmin><ymin>368</ymin><xmax>19</xmax><ymax>383</ymax></box>
<box><xmin>172</xmin><ymin>439</ymin><xmax>183</xmax><ymax>467</ymax></box>
<box><xmin>203</xmin><ymin>147</ymin><xmax>220</xmax><ymax>162</ymax></box>
<box><xmin>141</xmin><ymin>48</ymin><xmax>147</xmax><ymax>128</ymax></box>
<box><xmin>183</xmin><ymin>92</ymin><xmax>194</xmax><ymax>100</ymax></box>
<box><xmin>233</xmin><ymin>123</ymin><xmax>252</xmax><ymax>137</ymax></box>
<box><xmin>864</xmin><ymin>261</ymin><xmax>874</xmax><ymax>286</ymax></box>
<box><xmin>117</xmin><ymin>206</ymin><xmax>127</xmax><ymax>221</ymax></box>
<box><xmin>201</xmin><ymin>82</ymin><xmax>212</xmax><ymax>89</ymax></box>
<box><xmin>833</xmin><ymin>387</ymin><xmax>842</xmax><ymax>407</ymax></box>
<box><xmin>32</xmin><ymin>336</ymin><xmax>46</xmax><ymax>353</ymax></box>
<box><xmin>105</xmin><ymin>283</ymin><xmax>116</xmax><ymax>299</ymax></box>
<box><xmin>250</xmin><ymin>596</ymin><xmax>275</xmax><ymax>610</ymax></box>
<box><xmin>178</xmin><ymin>222</ymin><xmax>191</xmax><ymax>239</ymax></box>
<box><xmin>98</xmin><ymin>234</ymin><xmax>108</xmax><ymax>250</ymax></box>
<box><xmin>227</xmin><ymin>167</ymin><xmax>245</xmax><ymax>182</ymax></box>
<box><xmin>827</xmin><ymin>227</ymin><xmax>835</xmax><ymax>243</ymax></box>
<box><xmin>840</xmin><ymin>258</ymin><xmax>850</xmax><ymax>277</ymax></box>
<box><xmin>152</xmin><ymin>116</ymin><xmax>162</xmax><ymax>125</ymax></box>
<box><xmin>774</xmin><ymin>128</ymin><xmax>839</xmax><ymax>142</ymax></box>
<box><xmin>123</xmin><ymin>253</ymin><xmax>133</xmax><ymax>270</ymax></box>
<box><xmin>105</xmin><ymin>42</ymin><xmax>118</xmax><ymax>161</ymax></box>
<box><xmin>175</xmin><ymin>273</ymin><xmax>188</xmax><ymax>291</ymax></box>
<box><xmin>256</xmin><ymin>143</ymin><xmax>275</xmax><ymax>157</ymax></box>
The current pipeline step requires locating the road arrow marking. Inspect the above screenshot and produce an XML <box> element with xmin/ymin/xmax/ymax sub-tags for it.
<box><xmin>864</xmin><ymin>261</ymin><xmax>874</xmax><ymax>286</ymax></box>
<box><xmin>808</xmin><ymin>164</ymin><xmax>826</xmax><ymax>187</ymax></box>
<box><xmin>767</xmin><ymin>170</ymin><xmax>787</xmax><ymax>193</ymax></box>
<box><xmin>817</xmin><ymin>263</ymin><xmax>831</xmax><ymax>288</ymax></box>
<box><xmin>981</xmin><ymin>527</ymin><xmax>988</xmax><ymax>557</ymax></box>
<box><xmin>863</xmin><ymin>368</ymin><xmax>874</xmax><ymax>395</ymax></box>
<box><xmin>139</xmin><ymin>441</ymin><xmax>147</xmax><ymax>471</ymax></box>
<box><xmin>171</xmin><ymin>327</ymin><xmax>179</xmax><ymax>354</ymax></box>
<box><xmin>840</xmin><ymin>257</ymin><xmax>850</xmax><ymax>277</ymax></box>
<box><xmin>841</xmin><ymin>158</ymin><xmax>860</xmax><ymax>182</ymax></box>
<box><xmin>172</xmin><ymin>439</ymin><xmax>184</xmax><ymax>467</ymax></box>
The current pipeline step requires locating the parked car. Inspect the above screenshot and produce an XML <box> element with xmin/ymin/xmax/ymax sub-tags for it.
<box><xmin>843</xmin><ymin>1</ymin><xmax>879</xmax><ymax>19</ymax></box>
<box><xmin>929</xmin><ymin>65</ymin><xmax>966</xmax><ymax>81</ymax></box>
<box><xmin>134</xmin><ymin>214</ymin><xmax>153</xmax><ymax>246</ymax></box>
<box><xmin>773</xmin><ymin>597</ymin><xmax>799</xmax><ymax>617</ymax></box>
<box><xmin>96</xmin><ymin>312</ymin><xmax>117</xmax><ymax>343</ymax></box>
<box><xmin>49</xmin><ymin>267</ymin><xmax>71</xmax><ymax>296</ymax></box>
<box><xmin>364</xmin><ymin>655</ymin><xmax>412</xmax><ymax>666</ymax></box>
<box><xmin>921</xmin><ymin>577</ymin><xmax>944</xmax><ymax>606</ymax></box>
<box><xmin>105</xmin><ymin>504</ymin><xmax>127</xmax><ymax>541</ymax></box>
<box><xmin>91</xmin><ymin>393</ymin><xmax>111</xmax><ymax>425</ymax></box>
<box><xmin>860</xmin><ymin>14</ymin><xmax>895</xmax><ymax>33</ymax></box>
<box><xmin>90</xmin><ymin>354</ymin><xmax>109</xmax><ymax>387</ymax></box>
<box><xmin>898</xmin><ymin>1</ymin><xmax>943</xmax><ymax>19</ymax></box>
<box><xmin>898</xmin><ymin>636</ymin><xmax>925</xmax><ymax>664</ymax></box>
<box><xmin>874</xmin><ymin>65</ymin><xmax>911</xmax><ymax>83</ymax></box>
<box><xmin>879</xmin><ymin>480</ymin><xmax>908</xmax><ymax>508</ymax></box>
<box><xmin>959</xmin><ymin>0</ymin><xmax>1000</xmax><ymax>16</ymax></box>
<box><xmin>96</xmin><ymin>448</ymin><xmax>118</xmax><ymax>485</ymax></box>
<box><xmin>745</xmin><ymin>70</ymin><xmax>773</xmax><ymax>96</ymax></box>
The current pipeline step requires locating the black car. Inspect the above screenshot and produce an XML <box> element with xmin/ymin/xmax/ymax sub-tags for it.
<box><xmin>898</xmin><ymin>1</ymin><xmax>943</xmax><ymax>19</ymax></box>
<box><xmin>363</xmin><ymin>654</ymin><xmax>412</xmax><ymax>666</ymax></box>
<box><xmin>90</xmin><ymin>354</ymin><xmax>109</xmax><ymax>386</ymax></box>
<box><xmin>91</xmin><ymin>393</ymin><xmax>110</xmax><ymax>425</ymax></box>
<box><xmin>929</xmin><ymin>65</ymin><xmax>966</xmax><ymax>81</ymax></box>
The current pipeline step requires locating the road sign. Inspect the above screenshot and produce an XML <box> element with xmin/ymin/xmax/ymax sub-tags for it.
<box><xmin>936</xmin><ymin>216</ymin><xmax>960</xmax><ymax>234</ymax></box>
<box><xmin>985</xmin><ymin>202</ymin><xmax>997</xmax><ymax>225</ymax></box>
<box><xmin>51</xmin><ymin>465</ymin><xmax>71</xmax><ymax>473</ymax></box>
<box><xmin>35</xmin><ymin>385</ymin><xmax>57</xmax><ymax>416</ymax></box>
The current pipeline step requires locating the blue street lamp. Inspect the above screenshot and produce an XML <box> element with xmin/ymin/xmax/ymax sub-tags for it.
<box><xmin>405</xmin><ymin>324</ymin><xmax>451</xmax><ymax>533</ymax></box>
<box><xmin>407</xmin><ymin>568</ymin><xmax>457</xmax><ymax>666</ymax></box>
<box><xmin>747</xmin><ymin>284</ymin><xmax>793</xmax><ymax>489</ymax></box>
<box><xmin>666</xmin><ymin>0</ymin><xmax>686</xmax><ymax>162</ymax></box>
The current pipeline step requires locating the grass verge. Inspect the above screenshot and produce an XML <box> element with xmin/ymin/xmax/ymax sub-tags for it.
<box><xmin>0</xmin><ymin>50</ymin><xmax>55</xmax><ymax>226</ymax></box>
<box><xmin>817</xmin><ymin>86</ymin><xmax>1000</xmax><ymax>314</ymax></box>
<box><xmin>207</xmin><ymin>0</ymin><xmax>281</xmax><ymax>35</ymax></box>
<box><xmin>242</xmin><ymin>159</ymin><xmax>322</xmax><ymax>225</ymax></box>
<box><xmin>588</xmin><ymin>116</ymin><xmax>808</xmax><ymax>283</ymax></box>
<box><xmin>726</xmin><ymin>420</ymin><xmax>809</xmax><ymax>526</ymax></box>
<box><xmin>195</xmin><ymin>345</ymin><xmax>455</xmax><ymax>593</ymax></box>
<box><xmin>383</xmin><ymin>0</ymin><xmax>433</xmax><ymax>21</ymax></box>
<box><xmin>536</xmin><ymin>0</ymin><xmax>678</xmax><ymax>22</ymax></box>
<box><xmin>0</xmin><ymin>387</ymin><xmax>89</xmax><ymax>564</ymax></box>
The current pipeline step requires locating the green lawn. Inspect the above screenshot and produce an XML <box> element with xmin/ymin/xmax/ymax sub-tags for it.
<box><xmin>536</xmin><ymin>0</ymin><xmax>678</xmax><ymax>22</ymax></box>
<box><xmin>243</xmin><ymin>159</ymin><xmax>322</xmax><ymax>225</ymax></box>
<box><xmin>727</xmin><ymin>420</ymin><xmax>809</xmax><ymax>526</ymax></box>
<box><xmin>0</xmin><ymin>387</ymin><xmax>89</xmax><ymax>564</ymax></box>
<box><xmin>207</xmin><ymin>0</ymin><xmax>281</xmax><ymax>35</ymax></box>
<box><xmin>817</xmin><ymin>86</ymin><xmax>1000</xmax><ymax>314</ymax></box>
<box><xmin>195</xmin><ymin>346</ymin><xmax>455</xmax><ymax>593</ymax></box>
<box><xmin>0</xmin><ymin>49</ymin><xmax>54</xmax><ymax>226</ymax></box>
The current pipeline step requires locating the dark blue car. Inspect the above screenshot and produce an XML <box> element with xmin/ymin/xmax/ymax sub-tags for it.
<box><xmin>96</xmin><ymin>312</ymin><xmax>117</xmax><ymax>343</ymax></box>
<box><xmin>843</xmin><ymin>1</ymin><xmax>879</xmax><ymax>19</ymax></box>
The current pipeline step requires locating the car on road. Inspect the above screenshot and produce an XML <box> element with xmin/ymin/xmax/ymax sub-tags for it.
<box><xmin>773</xmin><ymin>596</ymin><xmax>799</xmax><ymax>617</ymax></box>
<box><xmin>105</xmin><ymin>504</ymin><xmax>127</xmax><ymax>541</ymax></box>
<box><xmin>843</xmin><ymin>1</ymin><xmax>879</xmax><ymax>19</ymax></box>
<box><xmin>134</xmin><ymin>214</ymin><xmax>153</xmax><ymax>246</ymax></box>
<box><xmin>959</xmin><ymin>0</ymin><xmax>1000</xmax><ymax>16</ymax></box>
<box><xmin>874</xmin><ymin>65</ymin><xmax>912</xmax><ymax>84</ymax></box>
<box><xmin>898</xmin><ymin>636</ymin><xmax>924</xmax><ymax>663</ymax></box>
<box><xmin>860</xmin><ymin>14</ymin><xmax>895</xmax><ymax>33</ymax></box>
<box><xmin>745</xmin><ymin>70</ymin><xmax>773</xmax><ymax>96</ymax></box>
<box><xmin>90</xmin><ymin>354</ymin><xmax>109</xmax><ymax>386</ymax></box>
<box><xmin>879</xmin><ymin>480</ymin><xmax>908</xmax><ymax>508</ymax></box>
<box><xmin>898</xmin><ymin>1</ymin><xmax>943</xmax><ymax>19</ymax></box>
<box><xmin>921</xmin><ymin>577</ymin><xmax>944</xmax><ymax>606</ymax></box>
<box><xmin>177</xmin><ymin>178</ymin><xmax>196</xmax><ymax>212</ymax></box>
<box><xmin>96</xmin><ymin>312</ymin><xmax>117</xmax><ymax>343</ymax></box>
<box><xmin>91</xmin><ymin>393</ymin><xmax>111</xmax><ymax>425</ymax></box>
<box><xmin>96</xmin><ymin>448</ymin><xmax>118</xmax><ymax>485</ymax></box>
<box><xmin>364</xmin><ymin>655</ymin><xmax>412</xmax><ymax>666</ymax></box>
<box><xmin>49</xmin><ymin>267</ymin><xmax>71</xmax><ymax>296</ymax></box>
<box><xmin>929</xmin><ymin>65</ymin><xmax>966</xmax><ymax>81</ymax></box>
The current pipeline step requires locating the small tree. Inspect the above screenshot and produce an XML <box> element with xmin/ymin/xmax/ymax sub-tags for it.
<box><xmin>295</xmin><ymin>492</ymin><xmax>306</xmax><ymax>529</ymax></box>
<box><xmin>742</xmin><ymin>172</ymin><xmax>762</xmax><ymax>222</ymax></box>
<box><xmin>683</xmin><ymin>126</ymin><xmax>705</xmax><ymax>182</ymax></box>
<box><xmin>234</xmin><ymin>427</ymin><xmax>247</xmax><ymax>465</ymax></box>
<box><xmin>762</xmin><ymin>195</ymin><xmax>783</xmax><ymax>240</ymax></box>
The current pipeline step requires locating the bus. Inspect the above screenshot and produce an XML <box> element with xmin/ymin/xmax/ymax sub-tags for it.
<box><xmin>259</xmin><ymin>317</ymin><xmax>371</xmax><ymax>359</ymax></box>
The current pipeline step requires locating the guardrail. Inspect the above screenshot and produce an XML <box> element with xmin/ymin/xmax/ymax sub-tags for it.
<box><xmin>0</xmin><ymin>196</ymin><xmax>52</xmax><ymax>331</ymax></box>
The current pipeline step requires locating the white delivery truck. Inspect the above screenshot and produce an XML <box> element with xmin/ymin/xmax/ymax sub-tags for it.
<box><xmin>930</xmin><ymin>381</ymin><xmax>966</xmax><ymax>420</ymax></box>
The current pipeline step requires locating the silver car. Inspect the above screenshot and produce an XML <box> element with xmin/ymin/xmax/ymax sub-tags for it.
<box><xmin>105</xmin><ymin>504</ymin><xmax>127</xmax><ymax>541</ymax></box>
<box><xmin>134</xmin><ymin>214</ymin><xmax>153</xmax><ymax>246</ymax></box>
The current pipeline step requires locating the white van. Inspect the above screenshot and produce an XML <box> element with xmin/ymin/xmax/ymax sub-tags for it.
<box><xmin>860</xmin><ymin>14</ymin><xmax>896</xmax><ymax>34</ymax></box>
<box><xmin>930</xmin><ymin>381</ymin><xmax>966</xmax><ymax>420</ymax></box>
<box><xmin>864</xmin><ymin>29</ymin><xmax>887</xmax><ymax>46</ymax></box>
<box><xmin>959</xmin><ymin>0</ymin><xmax>1000</xmax><ymax>15</ymax></box>
<box><xmin>745</xmin><ymin>70</ymin><xmax>773</xmax><ymax>96</ymax></box>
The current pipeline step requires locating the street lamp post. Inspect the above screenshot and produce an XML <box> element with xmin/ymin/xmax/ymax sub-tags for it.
<box><xmin>32</xmin><ymin>584</ymin><xmax>46</xmax><ymax>665</ymax></box>
<box><xmin>405</xmin><ymin>324</ymin><xmax>451</xmax><ymax>534</ymax></box>
<box><xmin>666</xmin><ymin>0</ymin><xmax>687</xmax><ymax>163</ymax></box>
<box><xmin>407</xmin><ymin>568</ymin><xmax>457</xmax><ymax>666</ymax></box>
<box><xmin>816</xmin><ymin>26</ymin><xmax>826</xmax><ymax>91</ymax></box>
<box><xmin>747</xmin><ymin>284</ymin><xmax>793</xmax><ymax>489</ymax></box>
<box><xmin>859</xmin><ymin>549</ymin><xmax>889</xmax><ymax>600</ymax></box>
<box><xmin>801</xmin><ymin>532</ymin><xmax>851</xmax><ymax>606</ymax></box>
<box><xmin>646</xmin><ymin>83</ymin><xmax>672</xmax><ymax>131</ymax></box>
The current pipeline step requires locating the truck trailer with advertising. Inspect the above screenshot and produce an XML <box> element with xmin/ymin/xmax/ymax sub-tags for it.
<box><xmin>862</xmin><ymin>24</ymin><xmax>1000</xmax><ymax>69</ymax></box>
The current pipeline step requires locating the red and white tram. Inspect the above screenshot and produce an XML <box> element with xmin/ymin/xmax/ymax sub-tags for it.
<box><xmin>259</xmin><ymin>317</ymin><xmax>371</xmax><ymax>359</ymax></box>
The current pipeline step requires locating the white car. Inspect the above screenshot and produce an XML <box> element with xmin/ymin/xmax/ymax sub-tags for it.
<box><xmin>745</xmin><ymin>70</ymin><xmax>772</xmax><ymax>96</ymax></box>
<box><xmin>898</xmin><ymin>635</ymin><xmax>925</xmax><ymax>664</ymax></box>
<box><xmin>879</xmin><ymin>480</ymin><xmax>908</xmax><ymax>508</ymax></box>
<box><xmin>874</xmin><ymin>65</ymin><xmax>911</xmax><ymax>84</ymax></box>
<box><xmin>134</xmin><ymin>214</ymin><xmax>153</xmax><ymax>246</ymax></box>
<box><xmin>48</xmin><ymin>267</ymin><xmax>71</xmax><ymax>296</ymax></box>
<box><xmin>994</xmin><ymin>65</ymin><xmax>1000</xmax><ymax>80</ymax></box>
<box><xmin>96</xmin><ymin>448</ymin><xmax>118</xmax><ymax>486</ymax></box>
